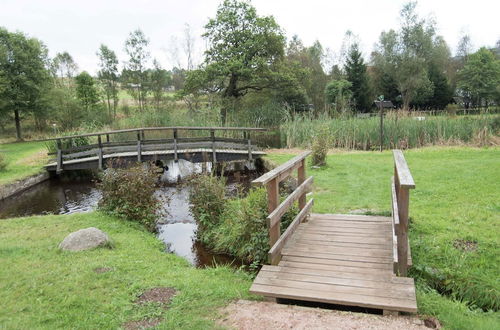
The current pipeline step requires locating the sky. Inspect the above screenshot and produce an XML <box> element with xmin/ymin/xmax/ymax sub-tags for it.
<box><xmin>1</xmin><ymin>0</ymin><xmax>499</xmax><ymax>74</ymax></box>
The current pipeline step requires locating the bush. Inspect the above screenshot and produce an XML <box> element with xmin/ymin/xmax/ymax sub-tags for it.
<box><xmin>0</xmin><ymin>154</ymin><xmax>6</xmax><ymax>171</ymax></box>
<box><xmin>98</xmin><ymin>164</ymin><xmax>163</xmax><ymax>231</ymax></box>
<box><xmin>45</xmin><ymin>132</ymin><xmax>90</xmax><ymax>154</ymax></box>
<box><xmin>189</xmin><ymin>174</ymin><xmax>298</xmax><ymax>266</ymax></box>
<box><xmin>311</xmin><ymin>127</ymin><xmax>330</xmax><ymax>166</ymax></box>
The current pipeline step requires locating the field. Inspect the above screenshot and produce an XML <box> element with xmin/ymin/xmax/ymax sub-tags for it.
<box><xmin>0</xmin><ymin>141</ymin><xmax>47</xmax><ymax>185</ymax></box>
<box><xmin>266</xmin><ymin>146</ymin><xmax>500</xmax><ymax>329</ymax></box>
<box><xmin>0</xmin><ymin>212</ymin><xmax>253</xmax><ymax>329</ymax></box>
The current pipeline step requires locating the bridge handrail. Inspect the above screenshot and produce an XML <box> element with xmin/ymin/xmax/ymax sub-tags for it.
<box><xmin>252</xmin><ymin>150</ymin><xmax>314</xmax><ymax>265</ymax></box>
<box><xmin>36</xmin><ymin>126</ymin><xmax>267</xmax><ymax>142</ymax></box>
<box><xmin>391</xmin><ymin>150</ymin><xmax>415</xmax><ymax>277</ymax></box>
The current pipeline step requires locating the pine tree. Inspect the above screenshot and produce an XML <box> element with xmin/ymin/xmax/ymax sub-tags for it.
<box><xmin>344</xmin><ymin>44</ymin><xmax>371</xmax><ymax>112</ymax></box>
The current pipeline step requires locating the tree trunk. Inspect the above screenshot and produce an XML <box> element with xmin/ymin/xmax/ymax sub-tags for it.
<box><xmin>14</xmin><ymin>109</ymin><xmax>22</xmax><ymax>141</ymax></box>
<box><xmin>220</xmin><ymin>106</ymin><xmax>227</xmax><ymax>126</ymax></box>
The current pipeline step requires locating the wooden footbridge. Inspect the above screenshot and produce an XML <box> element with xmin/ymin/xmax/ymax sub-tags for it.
<box><xmin>250</xmin><ymin>150</ymin><xmax>417</xmax><ymax>314</ymax></box>
<box><xmin>43</xmin><ymin>127</ymin><xmax>266</xmax><ymax>172</ymax></box>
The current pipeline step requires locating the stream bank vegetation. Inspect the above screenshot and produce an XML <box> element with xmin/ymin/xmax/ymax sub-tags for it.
<box><xmin>189</xmin><ymin>174</ymin><xmax>298</xmax><ymax>267</ymax></box>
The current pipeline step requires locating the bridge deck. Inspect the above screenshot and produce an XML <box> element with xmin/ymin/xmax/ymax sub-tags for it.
<box><xmin>250</xmin><ymin>213</ymin><xmax>417</xmax><ymax>313</ymax></box>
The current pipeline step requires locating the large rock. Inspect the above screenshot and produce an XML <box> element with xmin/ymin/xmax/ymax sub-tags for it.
<box><xmin>59</xmin><ymin>227</ymin><xmax>111</xmax><ymax>251</ymax></box>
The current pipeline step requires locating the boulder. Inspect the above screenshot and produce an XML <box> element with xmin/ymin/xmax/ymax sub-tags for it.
<box><xmin>59</xmin><ymin>227</ymin><xmax>111</xmax><ymax>251</ymax></box>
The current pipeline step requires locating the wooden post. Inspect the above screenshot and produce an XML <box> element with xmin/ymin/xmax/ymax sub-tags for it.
<box><xmin>141</xmin><ymin>130</ymin><xmax>145</xmax><ymax>140</ymax></box>
<box><xmin>97</xmin><ymin>135</ymin><xmax>103</xmax><ymax>171</ymax></box>
<box><xmin>173</xmin><ymin>129</ymin><xmax>178</xmax><ymax>162</ymax></box>
<box><xmin>106</xmin><ymin>134</ymin><xmax>110</xmax><ymax>144</ymax></box>
<box><xmin>246</xmin><ymin>131</ymin><xmax>253</xmax><ymax>161</ymax></box>
<box><xmin>397</xmin><ymin>187</ymin><xmax>410</xmax><ymax>276</ymax></box>
<box><xmin>266</xmin><ymin>178</ymin><xmax>280</xmax><ymax>248</ymax></box>
<box><xmin>210</xmin><ymin>130</ymin><xmax>217</xmax><ymax>163</ymax></box>
<box><xmin>137</xmin><ymin>131</ymin><xmax>142</xmax><ymax>162</ymax></box>
<box><xmin>379</xmin><ymin>104</ymin><xmax>384</xmax><ymax>152</ymax></box>
<box><xmin>297</xmin><ymin>159</ymin><xmax>306</xmax><ymax>210</ymax></box>
<box><xmin>56</xmin><ymin>138</ymin><xmax>63</xmax><ymax>174</ymax></box>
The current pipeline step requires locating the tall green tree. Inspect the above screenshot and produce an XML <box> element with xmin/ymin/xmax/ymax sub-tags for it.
<box><xmin>344</xmin><ymin>43</ymin><xmax>371</xmax><ymax>112</ymax></box>
<box><xmin>75</xmin><ymin>71</ymin><xmax>100</xmax><ymax>113</ymax></box>
<box><xmin>0</xmin><ymin>28</ymin><xmax>50</xmax><ymax>140</ymax></box>
<box><xmin>51</xmin><ymin>51</ymin><xmax>78</xmax><ymax>88</ymax></box>
<box><xmin>325</xmin><ymin>79</ymin><xmax>352</xmax><ymax>114</ymax></box>
<box><xmin>183</xmin><ymin>0</ymin><xmax>288</xmax><ymax>124</ymax></box>
<box><xmin>148</xmin><ymin>59</ymin><xmax>171</xmax><ymax>109</ymax></box>
<box><xmin>97</xmin><ymin>44</ymin><xmax>119</xmax><ymax>120</ymax></box>
<box><xmin>123</xmin><ymin>29</ymin><xmax>150</xmax><ymax>111</ymax></box>
<box><xmin>458</xmin><ymin>47</ymin><xmax>500</xmax><ymax>108</ymax></box>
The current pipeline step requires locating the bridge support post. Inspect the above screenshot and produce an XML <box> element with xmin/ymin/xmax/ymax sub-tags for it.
<box><xmin>245</xmin><ymin>131</ymin><xmax>252</xmax><ymax>161</ymax></box>
<box><xmin>97</xmin><ymin>135</ymin><xmax>103</xmax><ymax>171</ymax></box>
<box><xmin>210</xmin><ymin>130</ymin><xmax>217</xmax><ymax>163</ymax></box>
<box><xmin>137</xmin><ymin>131</ymin><xmax>142</xmax><ymax>162</ymax></box>
<box><xmin>173</xmin><ymin>129</ymin><xmax>178</xmax><ymax>163</ymax></box>
<box><xmin>298</xmin><ymin>159</ymin><xmax>306</xmax><ymax>210</ymax></box>
<box><xmin>266</xmin><ymin>178</ymin><xmax>280</xmax><ymax>248</ymax></box>
<box><xmin>56</xmin><ymin>139</ymin><xmax>63</xmax><ymax>174</ymax></box>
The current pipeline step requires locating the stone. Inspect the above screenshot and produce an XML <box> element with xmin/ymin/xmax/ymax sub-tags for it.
<box><xmin>59</xmin><ymin>227</ymin><xmax>111</xmax><ymax>251</ymax></box>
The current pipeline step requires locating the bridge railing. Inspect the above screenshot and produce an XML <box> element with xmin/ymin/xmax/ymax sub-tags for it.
<box><xmin>41</xmin><ymin>127</ymin><xmax>266</xmax><ymax>172</ymax></box>
<box><xmin>391</xmin><ymin>150</ymin><xmax>415</xmax><ymax>276</ymax></box>
<box><xmin>252</xmin><ymin>151</ymin><xmax>314</xmax><ymax>265</ymax></box>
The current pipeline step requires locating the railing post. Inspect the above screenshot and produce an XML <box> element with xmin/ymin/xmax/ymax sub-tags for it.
<box><xmin>56</xmin><ymin>138</ymin><xmax>63</xmax><ymax>174</ymax></box>
<box><xmin>106</xmin><ymin>134</ymin><xmax>110</xmax><ymax>144</ymax></box>
<box><xmin>173</xmin><ymin>129</ymin><xmax>178</xmax><ymax>162</ymax></box>
<box><xmin>298</xmin><ymin>159</ymin><xmax>306</xmax><ymax>210</ymax></box>
<box><xmin>137</xmin><ymin>131</ymin><xmax>142</xmax><ymax>162</ymax></box>
<box><xmin>97</xmin><ymin>135</ymin><xmax>103</xmax><ymax>170</ymax></box>
<box><xmin>397</xmin><ymin>185</ymin><xmax>410</xmax><ymax>276</ymax></box>
<box><xmin>266</xmin><ymin>178</ymin><xmax>280</xmax><ymax>248</ymax></box>
<box><xmin>245</xmin><ymin>131</ymin><xmax>252</xmax><ymax>161</ymax></box>
<box><xmin>210</xmin><ymin>130</ymin><xmax>217</xmax><ymax>163</ymax></box>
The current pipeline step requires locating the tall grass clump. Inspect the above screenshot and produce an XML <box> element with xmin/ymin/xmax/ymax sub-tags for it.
<box><xmin>282</xmin><ymin>113</ymin><xmax>500</xmax><ymax>150</ymax></box>
<box><xmin>98</xmin><ymin>164</ymin><xmax>164</xmax><ymax>231</ymax></box>
<box><xmin>311</xmin><ymin>126</ymin><xmax>330</xmax><ymax>166</ymax></box>
<box><xmin>0</xmin><ymin>154</ymin><xmax>6</xmax><ymax>171</ymax></box>
<box><xmin>189</xmin><ymin>174</ymin><xmax>297</xmax><ymax>266</ymax></box>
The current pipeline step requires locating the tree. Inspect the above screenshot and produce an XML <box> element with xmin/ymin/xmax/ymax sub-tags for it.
<box><xmin>123</xmin><ymin>29</ymin><xmax>150</xmax><ymax>111</ymax></box>
<box><xmin>97</xmin><ymin>44</ymin><xmax>119</xmax><ymax>120</ymax></box>
<box><xmin>148</xmin><ymin>59</ymin><xmax>171</xmax><ymax>108</ymax></box>
<box><xmin>458</xmin><ymin>47</ymin><xmax>500</xmax><ymax>108</ymax></box>
<box><xmin>51</xmin><ymin>51</ymin><xmax>78</xmax><ymax>87</ymax></box>
<box><xmin>183</xmin><ymin>0</ymin><xmax>287</xmax><ymax>124</ymax></box>
<box><xmin>344</xmin><ymin>43</ymin><xmax>371</xmax><ymax>112</ymax></box>
<box><xmin>372</xmin><ymin>2</ymin><xmax>436</xmax><ymax>110</ymax></box>
<box><xmin>325</xmin><ymin>79</ymin><xmax>352</xmax><ymax>114</ymax></box>
<box><xmin>0</xmin><ymin>28</ymin><xmax>50</xmax><ymax>140</ymax></box>
<box><xmin>75</xmin><ymin>71</ymin><xmax>100</xmax><ymax>113</ymax></box>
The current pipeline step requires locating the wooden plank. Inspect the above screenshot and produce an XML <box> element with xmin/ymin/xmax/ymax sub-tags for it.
<box><xmin>391</xmin><ymin>177</ymin><xmax>400</xmax><ymax>226</ymax></box>
<box><xmin>393</xmin><ymin>150</ymin><xmax>415</xmax><ymax>188</ymax></box>
<box><xmin>258</xmin><ymin>269</ymin><xmax>415</xmax><ymax>295</ymax></box>
<box><xmin>280</xmin><ymin>256</ymin><xmax>392</xmax><ymax>271</ymax></box>
<box><xmin>267</xmin><ymin>177</ymin><xmax>313</xmax><ymax>228</ymax></box>
<box><xmin>288</xmin><ymin>242</ymin><xmax>392</xmax><ymax>258</ymax></box>
<box><xmin>269</xmin><ymin>199</ymin><xmax>313</xmax><ymax>265</ymax></box>
<box><xmin>289</xmin><ymin>238</ymin><xmax>392</xmax><ymax>251</ymax></box>
<box><xmin>397</xmin><ymin>187</ymin><xmax>410</xmax><ymax>276</ymax></box>
<box><xmin>299</xmin><ymin>227</ymin><xmax>389</xmax><ymax>238</ymax></box>
<box><xmin>267</xmin><ymin>178</ymin><xmax>280</xmax><ymax>248</ymax></box>
<box><xmin>297</xmin><ymin>159</ymin><xmax>306</xmax><ymax>210</ymax></box>
<box><xmin>310</xmin><ymin>214</ymin><xmax>391</xmax><ymax>222</ymax></box>
<box><xmin>253</xmin><ymin>151</ymin><xmax>311</xmax><ymax>186</ymax></box>
<box><xmin>271</xmin><ymin>263</ymin><xmax>393</xmax><ymax>279</ymax></box>
<box><xmin>304</xmin><ymin>221</ymin><xmax>392</xmax><ymax>229</ymax></box>
<box><xmin>281</xmin><ymin>249</ymin><xmax>393</xmax><ymax>264</ymax></box>
<box><xmin>294</xmin><ymin>232</ymin><xmax>391</xmax><ymax>245</ymax></box>
<box><xmin>250</xmin><ymin>282</ymin><xmax>417</xmax><ymax>312</ymax></box>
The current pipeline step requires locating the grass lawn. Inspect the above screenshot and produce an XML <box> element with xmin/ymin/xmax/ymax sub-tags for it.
<box><xmin>0</xmin><ymin>212</ymin><xmax>253</xmax><ymax>329</ymax></box>
<box><xmin>0</xmin><ymin>141</ymin><xmax>48</xmax><ymax>186</ymax></box>
<box><xmin>266</xmin><ymin>146</ymin><xmax>500</xmax><ymax>329</ymax></box>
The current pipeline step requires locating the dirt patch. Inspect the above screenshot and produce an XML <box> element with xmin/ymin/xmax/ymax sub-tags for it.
<box><xmin>93</xmin><ymin>267</ymin><xmax>113</xmax><ymax>273</ymax></box>
<box><xmin>123</xmin><ymin>318</ymin><xmax>162</xmax><ymax>330</ymax></box>
<box><xmin>453</xmin><ymin>239</ymin><xmax>478</xmax><ymax>252</ymax></box>
<box><xmin>218</xmin><ymin>300</ymin><xmax>428</xmax><ymax>330</ymax></box>
<box><xmin>423</xmin><ymin>317</ymin><xmax>442</xmax><ymax>329</ymax></box>
<box><xmin>136</xmin><ymin>287</ymin><xmax>177</xmax><ymax>306</ymax></box>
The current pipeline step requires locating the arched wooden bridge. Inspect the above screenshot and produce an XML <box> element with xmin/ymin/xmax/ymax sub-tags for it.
<box><xmin>250</xmin><ymin>150</ymin><xmax>417</xmax><ymax>314</ymax></box>
<box><xmin>43</xmin><ymin>127</ymin><xmax>267</xmax><ymax>172</ymax></box>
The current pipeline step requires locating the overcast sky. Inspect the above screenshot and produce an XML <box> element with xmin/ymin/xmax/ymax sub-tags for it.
<box><xmin>1</xmin><ymin>0</ymin><xmax>499</xmax><ymax>74</ymax></box>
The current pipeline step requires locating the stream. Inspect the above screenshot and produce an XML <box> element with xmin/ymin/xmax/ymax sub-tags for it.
<box><xmin>0</xmin><ymin>159</ymin><xmax>258</xmax><ymax>268</ymax></box>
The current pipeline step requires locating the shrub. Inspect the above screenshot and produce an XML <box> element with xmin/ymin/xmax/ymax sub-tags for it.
<box><xmin>189</xmin><ymin>174</ymin><xmax>298</xmax><ymax>266</ymax></box>
<box><xmin>0</xmin><ymin>154</ymin><xmax>6</xmax><ymax>171</ymax></box>
<box><xmin>98</xmin><ymin>164</ymin><xmax>163</xmax><ymax>231</ymax></box>
<box><xmin>311</xmin><ymin>127</ymin><xmax>330</xmax><ymax>166</ymax></box>
<box><xmin>45</xmin><ymin>133</ymin><xmax>90</xmax><ymax>154</ymax></box>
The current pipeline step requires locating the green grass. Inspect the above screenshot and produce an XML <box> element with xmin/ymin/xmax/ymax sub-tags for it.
<box><xmin>266</xmin><ymin>146</ymin><xmax>500</xmax><ymax>329</ymax></box>
<box><xmin>0</xmin><ymin>212</ymin><xmax>254</xmax><ymax>329</ymax></box>
<box><xmin>0</xmin><ymin>141</ymin><xmax>47</xmax><ymax>185</ymax></box>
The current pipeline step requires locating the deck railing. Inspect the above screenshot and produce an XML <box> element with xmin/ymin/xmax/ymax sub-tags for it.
<box><xmin>252</xmin><ymin>151</ymin><xmax>314</xmax><ymax>265</ymax></box>
<box><xmin>391</xmin><ymin>150</ymin><xmax>415</xmax><ymax>276</ymax></box>
<box><xmin>41</xmin><ymin>126</ymin><xmax>266</xmax><ymax>173</ymax></box>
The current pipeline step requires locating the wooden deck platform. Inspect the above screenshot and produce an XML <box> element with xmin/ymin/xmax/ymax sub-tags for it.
<box><xmin>250</xmin><ymin>213</ymin><xmax>417</xmax><ymax>313</ymax></box>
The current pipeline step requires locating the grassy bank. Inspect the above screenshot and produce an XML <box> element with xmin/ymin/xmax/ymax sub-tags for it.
<box><xmin>0</xmin><ymin>212</ymin><xmax>253</xmax><ymax>329</ymax></box>
<box><xmin>266</xmin><ymin>146</ymin><xmax>500</xmax><ymax>329</ymax></box>
<box><xmin>0</xmin><ymin>141</ymin><xmax>47</xmax><ymax>185</ymax></box>
<box><xmin>281</xmin><ymin>114</ymin><xmax>499</xmax><ymax>150</ymax></box>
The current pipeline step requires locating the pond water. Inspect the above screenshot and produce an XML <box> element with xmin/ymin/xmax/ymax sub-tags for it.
<box><xmin>0</xmin><ymin>160</ymin><xmax>258</xmax><ymax>268</ymax></box>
